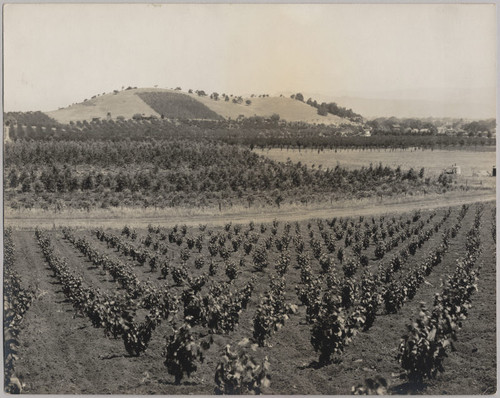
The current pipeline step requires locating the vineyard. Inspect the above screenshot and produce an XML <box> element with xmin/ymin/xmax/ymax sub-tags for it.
<box><xmin>3</xmin><ymin>4</ymin><xmax>497</xmax><ymax>395</ymax></box>
<box><xmin>4</xmin><ymin>201</ymin><xmax>496</xmax><ymax>394</ymax></box>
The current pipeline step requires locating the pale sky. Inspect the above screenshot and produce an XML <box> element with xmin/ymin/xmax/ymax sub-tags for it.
<box><xmin>3</xmin><ymin>3</ymin><xmax>497</xmax><ymax>114</ymax></box>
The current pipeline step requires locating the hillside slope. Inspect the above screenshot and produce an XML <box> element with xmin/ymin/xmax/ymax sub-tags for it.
<box><xmin>47</xmin><ymin>87</ymin><xmax>355</xmax><ymax>125</ymax></box>
<box><xmin>46</xmin><ymin>89</ymin><xmax>161</xmax><ymax>124</ymax></box>
<box><xmin>187</xmin><ymin>93</ymin><xmax>352</xmax><ymax>125</ymax></box>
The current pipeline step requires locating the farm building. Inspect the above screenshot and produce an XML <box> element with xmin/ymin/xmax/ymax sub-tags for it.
<box><xmin>444</xmin><ymin>164</ymin><xmax>461</xmax><ymax>175</ymax></box>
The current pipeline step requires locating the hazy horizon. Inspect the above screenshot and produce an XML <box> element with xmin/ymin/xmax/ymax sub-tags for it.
<box><xmin>3</xmin><ymin>3</ymin><xmax>496</xmax><ymax>119</ymax></box>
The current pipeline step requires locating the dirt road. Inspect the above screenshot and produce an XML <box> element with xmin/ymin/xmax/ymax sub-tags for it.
<box><xmin>5</xmin><ymin>192</ymin><xmax>496</xmax><ymax>229</ymax></box>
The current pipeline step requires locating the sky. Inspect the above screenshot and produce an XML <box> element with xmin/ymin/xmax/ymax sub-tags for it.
<box><xmin>3</xmin><ymin>3</ymin><xmax>497</xmax><ymax>117</ymax></box>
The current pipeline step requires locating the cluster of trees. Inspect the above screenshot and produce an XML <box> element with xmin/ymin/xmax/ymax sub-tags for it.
<box><xmin>367</xmin><ymin>117</ymin><xmax>496</xmax><ymax>138</ymax></box>
<box><xmin>367</xmin><ymin>117</ymin><xmax>438</xmax><ymax>135</ymax></box>
<box><xmin>185</xmin><ymin>89</ymin><xmax>269</xmax><ymax>102</ymax></box>
<box><xmin>290</xmin><ymin>93</ymin><xmax>363</xmax><ymax>122</ymax></box>
<box><xmin>462</xmin><ymin>119</ymin><xmax>496</xmax><ymax>137</ymax></box>
<box><xmin>4</xmin><ymin>111</ymin><xmax>59</xmax><ymax>127</ymax></box>
<box><xmin>206</xmin><ymin>92</ymin><xmax>252</xmax><ymax>105</ymax></box>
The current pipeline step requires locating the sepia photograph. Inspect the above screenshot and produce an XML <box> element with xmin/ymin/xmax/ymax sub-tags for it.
<box><xmin>2</xmin><ymin>2</ymin><xmax>497</xmax><ymax>395</ymax></box>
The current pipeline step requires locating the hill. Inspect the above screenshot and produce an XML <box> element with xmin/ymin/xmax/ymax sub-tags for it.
<box><xmin>185</xmin><ymin>92</ymin><xmax>352</xmax><ymax>125</ymax></box>
<box><xmin>46</xmin><ymin>88</ymin><xmax>356</xmax><ymax>125</ymax></box>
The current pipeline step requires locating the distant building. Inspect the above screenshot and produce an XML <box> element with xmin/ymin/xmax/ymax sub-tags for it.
<box><xmin>452</xmin><ymin>165</ymin><xmax>461</xmax><ymax>175</ymax></box>
<box><xmin>445</xmin><ymin>164</ymin><xmax>461</xmax><ymax>175</ymax></box>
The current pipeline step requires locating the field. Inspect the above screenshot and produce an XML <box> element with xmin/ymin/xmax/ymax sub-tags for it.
<box><xmin>5</xmin><ymin>201</ymin><xmax>496</xmax><ymax>394</ymax></box>
<box><xmin>255</xmin><ymin>147</ymin><xmax>497</xmax><ymax>178</ymax></box>
<box><xmin>136</xmin><ymin>91</ymin><xmax>222</xmax><ymax>120</ymax></box>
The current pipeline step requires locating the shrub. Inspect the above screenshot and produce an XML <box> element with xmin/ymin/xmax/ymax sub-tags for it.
<box><xmin>214</xmin><ymin>339</ymin><xmax>270</xmax><ymax>394</ymax></box>
<box><xmin>163</xmin><ymin>324</ymin><xmax>211</xmax><ymax>384</ymax></box>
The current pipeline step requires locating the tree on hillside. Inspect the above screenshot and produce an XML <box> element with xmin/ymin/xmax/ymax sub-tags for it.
<box><xmin>317</xmin><ymin>105</ymin><xmax>328</xmax><ymax>116</ymax></box>
<box><xmin>246</xmin><ymin>100</ymin><xmax>252</xmax><ymax>105</ymax></box>
<box><xmin>270</xmin><ymin>114</ymin><xmax>280</xmax><ymax>122</ymax></box>
<box><xmin>295</xmin><ymin>93</ymin><xmax>304</xmax><ymax>102</ymax></box>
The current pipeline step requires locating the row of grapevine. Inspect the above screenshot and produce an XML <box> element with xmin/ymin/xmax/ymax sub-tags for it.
<box><xmin>372</xmin><ymin>211</ymin><xmax>437</xmax><ymax>260</ymax></box>
<box><xmin>62</xmin><ymin>228</ymin><xmax>143</xmax><ymax>298</ymax></box>
<box><xmin>299</xmin><ymin>209</ymin><xmax>448</xmax><ymax>310</ymax></box>
<box><xmin>97</xmin><ymin>227</ymin><xmax>251</xmax><ymax>285</ymax></box>
<box><xmin>380</xmin><ymin>206</ymin><xmax>468</xmax><ymax>313</ymax></box>
<box><xmin>39</xmin><ymin>229</ymin><xmax>177</xmax><ymax>356</ymax></box>
<box><xmin>397</xmin><ymin>204</ymin><xmax>484</xmax><ymax>384</ymax></box>
<box><xmin>294</xmin><ymin>208</ymin><xmax>464</xmax><ymax>364</ymax></box>
<box><xmin>3</xmin><ymin>228</ymin><xmax>35</xmax><ymax>393</ymax></box>
<box><xmin>181</xmin><ymin>278</ymin><xmax>256</xmax><ymax>334</ymax></box>
<box><xmin>252</xmin><ymin>276</ymin><xmax>298</xmax><ymax>346</ymax></box>
<box><xmin>94</xmin><ymin>227</ymin><xmax>262</xmax><ymax>339</ymax></box>
<box><xmin>64</xmin><ymin>227</ymin><xmax>184</xmax><ymax>321</ymax></box>
<box><xmin>95</xmin><ymin>228</ymin><xmax>169</xmax><ymax>273</ymax></box>
<box><xmin>42</xmin><ymin>227</ymin><xmax>272</xmax><ymax>390</ymax></box>
<box><xmin>143</xmin><ymin>221</ymin><xmax>276</xmax><ymax>388</ymax></box>
<box><xmin>492</xmin><ymin>207</ymin><xmax>496</xmax><ymax>244</ymax></box>
<box><xmin>377</xmin><ymin>208</ymin><xmax>455</xmax><ymax>287</ymax></box>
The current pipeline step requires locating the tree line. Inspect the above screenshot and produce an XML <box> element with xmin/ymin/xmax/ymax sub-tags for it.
<box><xmin>6</xmin><ymin>116</ymin><xmax>494</xmax><ymax>149</ymax></box>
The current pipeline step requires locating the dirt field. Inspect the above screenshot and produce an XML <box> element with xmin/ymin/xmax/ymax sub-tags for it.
<box><xmin>7</xmin><ymin>201</ymin><xmax>496</xmax><ymax>394</ymax></box>
<box><xmin>255</xmin><ymin>147</ymin><xmax>497</xmax><ymax>178</ymax></box>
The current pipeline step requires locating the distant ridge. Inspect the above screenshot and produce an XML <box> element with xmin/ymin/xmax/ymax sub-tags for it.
<box><xmin>46</xmin><ymin>87</ymin><xmax>356</xmax><ymax>125</ymax></box>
